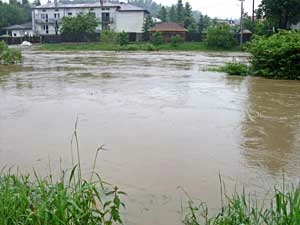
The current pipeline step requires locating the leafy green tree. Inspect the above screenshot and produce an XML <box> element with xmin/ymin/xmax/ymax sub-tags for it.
<box><xmin>206</xmin><ymin>24</ymin><xmax>236</xmax><ymax>49</ymax></box>
<box><xmin>0</xmin><ymin>2</ymin><xmax>31</xmax><ymax>30</ymax></box>
<box><xmin>117</xmin><ymin>31</ymin><xmax>129</xmax><ymax>46</ymax></box>
<box><xmin>168</xmin><ymin>5</ymin><xmax>177</xmax><ymax>22</ymax></box>
<box><xmin>151</xmin><ymin>32</ymin><xmax>164</xmax><ymax>45</ymax></box>
<box><xmin>143</xmin><ymin>15</ymin><xmax>154</xmax><ymax>32</ymax></box>
<box><xmin>157</xmin><ymin>6</ymin><xmax>167</xmax><ymax>22</ymax></box>
<box><xmin>258</xmin><ymin>0</ymin><xmax>300</xmax><ymax>29</ymax></box>
<box><xmin>247</xmin><ymin>31</ymin><xmax>300</xmax><ymax>79</ymax></box>
<box><xmin>60</xmin><ymin>13</ymin><xmax>98</xmax><ymax>33</ymax></box>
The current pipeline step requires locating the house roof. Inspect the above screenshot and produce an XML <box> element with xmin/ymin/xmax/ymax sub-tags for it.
<box><xmin>32</xmin><ymin>1</ymin><xmax>149</xmax><ymax>13</ymax></box>
<box><xmin>149</xmin><ymin>22</ymin><xmax>187</xmax><ymax>32</ymax></box>
<box><xmin>4</xmin><ymin>22</ymin><xmax>32</xmax><ymax>30</ymax></box>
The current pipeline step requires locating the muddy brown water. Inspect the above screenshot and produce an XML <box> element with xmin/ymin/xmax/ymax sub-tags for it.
<box><xmin>0</xmin><ymin>50</ymin><xmax>300</xmax><ymax>225</ymax></box>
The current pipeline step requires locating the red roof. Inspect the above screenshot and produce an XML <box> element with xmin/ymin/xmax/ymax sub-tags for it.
<box><xmin>149</xmin><ymin>22</ymin><xmax>187</xmax><ymax>32</ymax></box>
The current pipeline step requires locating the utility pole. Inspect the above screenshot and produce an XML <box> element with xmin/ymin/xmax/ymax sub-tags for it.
<box><xmin>239</xmin><ymin>0</ymin><xmax>245</xmax><ymax>46</ymax></box>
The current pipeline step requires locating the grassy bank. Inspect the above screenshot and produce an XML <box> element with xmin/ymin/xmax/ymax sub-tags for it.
<box><xmin>0</xmin><ymin>122</ymin><xmax>126</xmax><ymax>225</ymax></box>
<box><xmin>37</xmin><ymin>42</ymin><xmax>242</xmax><ymax>52</ymax></box>
<box><xmin>183</xmin><ymin>182</ymin><xmax>300</xmax><ymax>225</ymax></box>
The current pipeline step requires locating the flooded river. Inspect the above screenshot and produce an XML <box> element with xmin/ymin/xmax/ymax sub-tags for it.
<box><xmin>0</xmin><ymin>50</ymin><xmax>300</xmax><ymax>225</ymax></box>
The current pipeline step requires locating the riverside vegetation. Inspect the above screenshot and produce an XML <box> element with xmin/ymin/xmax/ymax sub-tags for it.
<box><xmin>0</xmin><ymin>122</ymin><xmax>126</xmax><ymax>225</ymax></box>
<box><xmin>0</xmin><ymin>41</ymin><xmax>22</xmax><ymax>65</ymax></box>
<box><xmin>183</xmin><ymin>181</ymin><xmax>300</xmax><ymax>225</ymax></box>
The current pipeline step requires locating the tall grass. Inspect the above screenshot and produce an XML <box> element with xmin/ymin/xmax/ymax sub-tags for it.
<box><xmin>182</xmin><ymin>179</ymin><xmax>300</xmax><ymax>225</ymax></box>
<box><xmin>0</xmin><ymin>119</ymin><xmax>126</xmax><ymax>225</ymax></box>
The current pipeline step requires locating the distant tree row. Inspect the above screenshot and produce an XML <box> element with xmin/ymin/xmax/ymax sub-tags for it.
<box><xmin>0</xmin><ymin>0</ymin><xmax>31</xmax><ymax>32</ymax></box>
<box><xmin>141</xmin><ymin>0</ymin><xmax>211</xmax><ymax>33</ymax></box>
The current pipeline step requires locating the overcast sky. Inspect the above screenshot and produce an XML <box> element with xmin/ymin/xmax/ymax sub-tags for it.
<box><xmin>155</xmin><ymin>0</ymin><xmax>261</xmax><ymax>19</ymax></box>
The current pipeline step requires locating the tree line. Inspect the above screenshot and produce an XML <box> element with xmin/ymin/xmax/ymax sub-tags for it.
<box><xmin>0</xmin><ymin>0</ymin><xmax>32</xmax><ymax>34</ymax></box>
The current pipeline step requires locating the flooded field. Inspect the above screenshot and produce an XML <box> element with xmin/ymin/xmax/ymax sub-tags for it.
<box><xmin>0</xmin><ymin>50</ymin><xmax>300</xmax><ymax>225</ymax></box>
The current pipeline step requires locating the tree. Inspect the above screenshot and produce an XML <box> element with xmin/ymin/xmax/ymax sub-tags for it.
<box><xmin>0</xmin><ymin>2</ymin><xmax>31</xmax><ymax>29</ymax></box>
<box><xmin>258</xmin><ymin>0</ymin><xmax>300</xmax><ymax>29</ymax></box>
<box><xmin>198</xmin><ymin>14</ymin><xmax>210</xmax><ymax>33</ymax></box>
<box><xmin>183</xmin><ymin>2</ymin><xmax>196</xmax><ymax>29</ymax></box>
<box><xmin>206</xmin><ymin>25</ymin><xmax>236</xmax><ymax>49</ymax></box>
<box><xmin>168</xmin><ymin>5</ymin><xmax>177</xmax><ymax>22</ymax></box>
<box><xmin>176</xmin><ymin>0</ymin><xmax>184</xmax><ymax>23</ymax></box>
<box><xmin>60</xmin><ymin>13</ymin><xmax>98</xmax><ymax>33</ymax></box>
<box><xmin>143</xmin><ymin>15</ymin><xmax>154</xmax><ymax>32</ymax></box>
<box><xmin>157</xmin><ymin>6</ymin><xmax>167</xmax><ymax>22</ymax></box>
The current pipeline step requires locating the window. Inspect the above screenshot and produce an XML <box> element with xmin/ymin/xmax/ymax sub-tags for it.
<box><xmin>68</xmin><ymin>12</ymin><xmax>72</xmax><ymax>16</ymax></box>
<box><xmin>54</xmin><ymin>13</ymin><xmax>60</xmax><ymax>19</ymax></box>
<box><xmin>42</xmin><ymin>9</ymin><xmax>46</xmax><ymax>12</ymax></box>
<box><xmin>90</xmin><ymin>8</ymin><xmax>94</xmax><ymax>11</ymax></box>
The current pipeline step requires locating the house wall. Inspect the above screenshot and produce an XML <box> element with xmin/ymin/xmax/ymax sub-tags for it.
<box><xmin>33</xmin><ymin>6</ymin><xmax>123</xmax><ymax>35</ymax></box>
<box><xmin>11</xmin><ymin>29</ymin><xmax>34</xmax><ymax>37</ymax></box>
<box><xmin>114</xmin><ymin>11</ymin><xmax>145</xmax><ymax>33</ymax></box>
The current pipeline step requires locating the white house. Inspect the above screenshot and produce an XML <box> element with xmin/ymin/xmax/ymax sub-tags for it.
<box><xmin>4</xmin><ymin>22</ymin><xmax>33</xmax><ymax>37</ymax></box>
<box><xmin>32</xmin><ymin>0</ymin><xmax>149</xmax><ymax>41</ymax></box>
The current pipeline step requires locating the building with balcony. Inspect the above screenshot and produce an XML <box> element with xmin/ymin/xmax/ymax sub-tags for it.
<box><xmin>32</xmin><ymin>0</ymin><xmax>149</xmax><ymax>41</ymax></box>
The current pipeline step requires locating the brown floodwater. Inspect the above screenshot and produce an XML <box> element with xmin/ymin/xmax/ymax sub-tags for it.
<box><xmin>0</xmin><ymin>49</ymin><xmax>300</xmax><ymax>225</ymax></box>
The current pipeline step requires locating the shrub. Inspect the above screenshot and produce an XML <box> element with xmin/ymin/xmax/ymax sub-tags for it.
<box><xmin>0</xmin><ymin>41</ymin><xmax>22</xmax><ymax>64</ymax></box>
<box><xmin>171</xmin><ymin>34</ymin><xmax>184</xmax><ymax>47</ymax></box>
<box><xmin>206</xmin><ymin>25</ymin><xmax>237</xmax><ymax>49</ymax></box>
<box><xmin>117</xmin><ymin>31</ymin><xmax>129</xmax><ymax>46</ymax></box>
<box><xmin>100</xmin><ymin>30</ymin><xmax>118</xmax><ymax>43</ymax></box>
<box><xmin>222</xmin><ymin>62</ymin><xmax>249</xmax><ymax>76</ymax></box>
<box><xmin>118</xmin><ymin>43</ymin><xmax>158</xmax><ymax>51</ymax></box>
<box><xmin>246</xmin><ymin>31</ymin><xmax>300</xmax><ymax>80</ymax></box>
<box><xmin>151</xmin><ymin>32</ymin><xmax>164</xmax><ymax>45</ymax></box>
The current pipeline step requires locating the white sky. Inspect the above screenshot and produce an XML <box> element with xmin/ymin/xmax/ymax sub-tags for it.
<box><xmin>154</xmin><ymin>0</ymin><xmax>261</xmax><ymax>19</ymax></box>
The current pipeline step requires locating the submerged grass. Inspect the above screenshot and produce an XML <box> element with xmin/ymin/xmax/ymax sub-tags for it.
<box><xmin>0</xmin><ymin>120</ymin><xmax>126</xmax><ymax>225</ymax></box>
<box><xmin>208</xmin><ymin>62</ymin><xmax>250</xmax><ymax>76</ymax></box>
<box><xmin>183</xmin><ymin>179</ymin><xmax>300</xmax><ymax>225</ymax></box>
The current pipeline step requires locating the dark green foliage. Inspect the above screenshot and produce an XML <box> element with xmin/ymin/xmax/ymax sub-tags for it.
<box><xmin>143</xmin><ymin>15</ymin><xmax>154</xmax><ymax>33</ymax></box>
<box><xmin>183</xmin><ymin>183</ymin><xmax>300</xmax><ymax>225</ymax></box>
<box><xmin>60</xmin><ymin>13</ymin><xmax>98</xmax><ymax>34</ymax></box>
<box><xmin>198</xmin><ymin>14</ymin><xmax>210</xmax><ymax>33</ymax></box>
<box><xmin>212</xmin><ymin>62</ymin><xmax>249</xmax><ymax>76</ymax></box>
<box><xmin>0</xmin><ymin>41</ymin><xmax>22</xmax><ymax>64</ymax></box>
<box><xmin>0</xmin><ymin>1</ymin><xmax>31</xmax><ymax>30</ymax></box>
<box><xmin>247</xmin><ymin>31</ymin><xmax>300</xmax><ymax>80</ymax></box>
<box><xmin>176</xmin><ymin>0</ymin><xmax>184</xmax><ymax>23</ymax></box>
<box><xmin>151</xmin><ymin>32</ymin><xmax>164</xmax><ymax>45</ymax></box>
<box><xmin>168</xmin><ymin>5</ymin><xmax>177</xmax><ymax>22</ymax></box>
<box><xmin>171</xmin><ymin>34</ymin><xmax>184</xmax><ymax>47</ymax></box>
<box><xmin>258</xmin><ymin>0</ymin><xmax>300</xmax><ymax>29</ymax></box>
<box><xmin>100</xmin><ymin>30</ymin><xmax>118</xmax><ymax>43</ymax></box>
<box><xmin>157</xmin><ymin>6</ymin><xmax>167</xmax><ymax>22</ymax></box>
<box><xmin>117</xmin><ymin>31</ymin><xmax>129</xmax><ymax>46</ymax></box>
<box><xmin>206</xmin><ymin>25</ymin><xmax>237</xmax><ymax>49</ymax></box>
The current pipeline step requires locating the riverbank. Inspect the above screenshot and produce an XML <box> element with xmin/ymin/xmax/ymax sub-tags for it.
<box><xmin>36</xmin><ymin>42</ymin><xmax>242</xmax><ymax>52</ymax></box>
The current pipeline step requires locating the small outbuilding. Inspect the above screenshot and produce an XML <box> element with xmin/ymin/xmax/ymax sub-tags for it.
<box><xmin>148</xmin><ymin>22</ymin><xmax>187</xmax><ymax>42</ymax></box>
<box><xmin>4</xmin><ymin>22</ymin><xmax>33</xmax><ymax>37</ymax></box>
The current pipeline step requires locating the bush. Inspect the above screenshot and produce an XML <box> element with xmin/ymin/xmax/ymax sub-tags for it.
<box><xmin>100</xmin><ymin>30</ymin><xmax>118</xmax><ymax>43</ymax></box>
<box><xmin>0</xmin><ymin>41</ymin><xmax>22</xmax><ymax>64</ymax></box>
<box><xmin>151</xmin><ymin>32</ymin><xmax>164</xmax><ymax>45</ymax></box>
<box><xmin>222</xmin><ymin>62</ymin><xmax>249</xmax><ymax>76</ymax></box>
<box><xmin>247</xmin><ymin>31</ymin><xmax>300</xmax><ymax>80</ymax></box>
<box><xmin>117</xmin><ymin>31</ymin><xmax>129</xmax><ymax>46</ymax></box>
<box><xmin>171</xmin><ymin>34</ymin><xmax>184</xmax><ymax>47</ymax></box>
<box><xmin>206</xmin><ymin>25</ymin><xmax>237</xmax><ymax>49</ymax></box>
